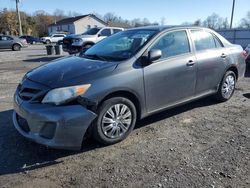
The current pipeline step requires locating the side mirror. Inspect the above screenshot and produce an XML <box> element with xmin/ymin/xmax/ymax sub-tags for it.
<box><xmin>148</xmin><ymin>49</ymin><xmax>162</xmax><ymax>62</ymax></box>
<box><xmin>98</xmin><ymin>34</ymin><xmax>102</xmax><ymax>37</ymax></box>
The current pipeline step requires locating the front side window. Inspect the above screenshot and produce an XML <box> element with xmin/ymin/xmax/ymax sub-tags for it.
<box><xmin>0</xmin><ymin>36</ymin><xmax>12</xmax><ymax>41</ymax></box>
<box><xmin>83</xmin><ymin>29</ymin><xmax>158</xmax><ymax>61</ymax></box>
<box><xmin>191</xmin><ymin>30</ymin><xmax>221</xmax><ymax>51</ymax></box>
<box><xmin>83</xmin><ymin>28</ymin><xmax>100</xmax><ymax>35</ymax></box>
<box><xmin>100</xmin><ymin>29</ymin><xmax>111</xmax><ymax>36</ymax></box>
<box><xmin>151</xmin><ymin>30</ymin><xmax>190</xmax><ymax>59</ymax></box>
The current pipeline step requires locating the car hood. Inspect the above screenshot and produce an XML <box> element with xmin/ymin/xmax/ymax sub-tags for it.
<box><xmin>66</xmin><ymin>34</ymin><xmax>95</xmax><ymax>39</ymax></box>
<box><xmin>26</xmin><ymin>56</ymin><xmax>117</xmax><ymax>88</ymax></box>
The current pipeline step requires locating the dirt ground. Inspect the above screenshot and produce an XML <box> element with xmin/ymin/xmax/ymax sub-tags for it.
<box><xmin>0</xmin><ymin>45</ymin><xmax>249</xmax><ymax>188</ymax></box>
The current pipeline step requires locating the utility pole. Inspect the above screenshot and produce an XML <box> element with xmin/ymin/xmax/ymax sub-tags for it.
<box><xmin>16</xmin><ymin>0</ymin><xmax>23</xmax><ymax>36</ymax></box>
<box><xmin>230</xmin><ymin>0</ymin><xmax>235</xmax><ymax>29</ymax></box>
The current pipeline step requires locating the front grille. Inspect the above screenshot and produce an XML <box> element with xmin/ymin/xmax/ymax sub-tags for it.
<box><xmin>17</xmin><ymin>114</ymin><xmax>30</xmax><ymax>133</ymax></box>
<box><xmin>63</xmin><ymin>38</ymin><xmax>73</xmax><ymax>48</ymax></box>
<box><xmin>17</xmin><ymin>78</ymin><xmax>49</xmax><ymax>103</ymax></box>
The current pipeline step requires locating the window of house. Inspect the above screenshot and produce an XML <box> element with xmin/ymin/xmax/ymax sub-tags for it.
<box><xmin>150</xmin><ymin>30</ymin><xmax>190</xmax><ymax>59</ymax></box>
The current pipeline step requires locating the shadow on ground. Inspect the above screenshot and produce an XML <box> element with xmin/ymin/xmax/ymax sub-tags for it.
<box><xmin>0</xmin><ymin>96</ymin><xmax>217</xmax><ymax>176</ymax></box>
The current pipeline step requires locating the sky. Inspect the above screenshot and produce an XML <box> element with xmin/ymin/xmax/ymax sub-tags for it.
<box><xmin>0</xmin><ymin>0</ymin><xmax>249</xmax><ymax>26</ymax></box>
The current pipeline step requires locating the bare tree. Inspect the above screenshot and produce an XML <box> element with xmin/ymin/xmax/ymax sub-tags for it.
<box><xmin>193</xmin><ymin>19</ymin><xmax>202</xmax><ymax>26</ymax></box>
<box><xmin>103</xmin><ymin>12</ymin><xmax>118</xmax><ymax>23</ymax></box>
<box><xmin>53</xmin><ymin>9</ymin><xmax>66</xmax><ymax>24</ymax></box>
<box><xmin>239</xmin><ymin>11</ymin><xmax>250</xmax><ymax>28</ymax></box>
<box><xmin>203</xmin><ymin>13</ymin><xmax>228</xmax><ymax>29</ymax></box>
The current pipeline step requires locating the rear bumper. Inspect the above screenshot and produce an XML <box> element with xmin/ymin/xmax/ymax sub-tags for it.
<box><xmin>13</xmin><ymin>93</ymin><xmax>97</xmax><ymax>150</ymax></box>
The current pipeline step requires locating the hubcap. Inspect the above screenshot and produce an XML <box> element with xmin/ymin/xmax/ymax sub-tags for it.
<box><xmin>222</xmin><ymin>75</ymin><xmax>235</xmax><ymax>99</ymax></box>
<box><xmin>101</xmin><ymin>104</ymin><xmax>132</xmax><ymax>139</ymax></box>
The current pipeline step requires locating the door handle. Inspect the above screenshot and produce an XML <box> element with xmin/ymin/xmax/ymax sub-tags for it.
<box><xmin>221</xmin><ymin>53</ymin><xmax>227</xmax><ymax>58</ymax></box>
<box><xmin>186</xmin><ymin>60</ymin><xmax>195</xmax><ymax>66</ymax></box>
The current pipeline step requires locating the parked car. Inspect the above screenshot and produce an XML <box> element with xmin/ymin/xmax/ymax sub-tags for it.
<box><xmin>0</xmin><ymin>35</ymin><xmax>28</xmax><ymax>51</ymax></box>
<box><xmin>244</xmin><ymin>44</ymin><xmax>250</xmax><ymax>64</ymax></box>
<box><xmin>19</xmin><ymin>35</ymin><xmax>40</xmax><ymax>44</ymax></box>
<box><xmin>40</xmin><ymin>33</ymin><xmax>66</xmax><ymax>44</ymax></box>
<box><xmin>13</xmin><ymin>26</ymin><xmax>246</xmax><ymax>150</ymax></box>
<box><xmin>63</xmin><ymin>27</ymin><xmax>124</xmax><ymax>54</ymax></box>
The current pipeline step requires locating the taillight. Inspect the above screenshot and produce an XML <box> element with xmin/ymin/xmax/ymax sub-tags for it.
<box><xmin>242</xmin><ymin>50</ymin><xmax>248</xmax><ymax>58</ymax></box>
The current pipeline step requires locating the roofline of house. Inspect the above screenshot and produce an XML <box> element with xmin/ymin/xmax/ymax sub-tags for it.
<box><xmin>48</xmin><ymin>14</ymin><xmax>107</xmax><ymax>27</ymax></box>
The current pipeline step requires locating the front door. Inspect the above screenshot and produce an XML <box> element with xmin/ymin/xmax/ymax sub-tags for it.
<box><xmin>143</xmin><ymin>30</ymin><xmax>197</xmax><ymax>113</ymax></box>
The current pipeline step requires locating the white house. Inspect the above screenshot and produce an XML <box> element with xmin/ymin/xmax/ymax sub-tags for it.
<box><xmin>48</xmin><ymin>14</ymin><xmax>107</xmax><ymax>35</ymax></box>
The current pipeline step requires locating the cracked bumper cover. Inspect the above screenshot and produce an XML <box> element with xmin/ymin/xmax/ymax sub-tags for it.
<box><xmin>13</xmin><ymin>94</ymin><xmax>97</xmax><ymax>150</ymax></box>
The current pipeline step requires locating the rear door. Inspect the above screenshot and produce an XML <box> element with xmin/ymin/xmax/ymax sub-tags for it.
<box><xmin>190</xmin><ymin>29</ymin><xmax>228</xmax><ymax>95</ymax></box>
<box><xmin>143</xmin><ymin>30</ymin><xmax>197</xmax><ymax>112</ymax></box>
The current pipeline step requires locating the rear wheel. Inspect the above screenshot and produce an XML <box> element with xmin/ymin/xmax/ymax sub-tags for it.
<box><xmin>92</xmin><ymin>97</ymin><xmax>137</xmax><ymax>145</ymax></box>
<box><xmin>45</xmin><ymin>40</ymin><xmax>51</xmax><ymax>44</ymax></box>
<box><xmin>215</xmin><ymin>71</ymin><xmax>236</xmax><ymax>102</ymax></box>
<box><xmin>12</xmin><ymin>44</ymin><xmax>21</xmax><ymax>51</ymax></box>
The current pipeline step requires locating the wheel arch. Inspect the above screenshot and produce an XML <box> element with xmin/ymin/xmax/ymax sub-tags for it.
<box><xmin>83</xmin><ymin>41</ymin><xmax>95</xmax><ymax>47</ymax></box>
<box><xmin>226</xmin><ymin>65</ymin><xmax>238</xmax><ymax>80</ymax></box>
<box><xmin>98</xmin><ymin>90</ymin><xmax>142</xmax><ymax>120</ymax></box>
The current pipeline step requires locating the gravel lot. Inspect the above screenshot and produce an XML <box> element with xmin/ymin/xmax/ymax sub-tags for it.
<box><xmin>0</xmin><ymin>45</ymin><xmax>249</xmax><ymax>188</ymax></box>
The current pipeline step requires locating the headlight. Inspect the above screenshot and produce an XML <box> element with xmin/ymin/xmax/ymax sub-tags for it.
<box><xmin>42</xmin><ymin>84</ymin><xmax>91</xmax><ymax>105</ymax></box>
<box><xmin>74</xmin><ymin>38</ymin><xmax>83</xmax><ymax>43</ymax></box>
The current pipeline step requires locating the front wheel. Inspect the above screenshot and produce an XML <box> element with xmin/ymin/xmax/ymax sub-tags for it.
<box><xmin>215</xmin><ymin>71</ymin><xmax>236</xmax><ymax>102</ymax></box>
<box><xmin>92</xmin><ymin>97</ymin><xmax>137</xmax><ymax>145</ymax></box>
<box><xmin>12</xmin><ymin>44</ymin><xmax>21</xmax><ymax>51</ymax></box>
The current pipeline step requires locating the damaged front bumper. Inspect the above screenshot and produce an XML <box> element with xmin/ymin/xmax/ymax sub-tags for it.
<box><xmin>13</xmin><ymin>93</ymin><xmax>97</xmax><ymax>150</ymax></box>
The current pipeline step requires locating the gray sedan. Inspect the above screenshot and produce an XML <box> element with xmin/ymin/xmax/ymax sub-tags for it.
<box><xmin>13</xmin><ymin>26</ymin><xmax>246</xmax><ymax>150</ymax></box>
<box><xmin>0</xmin><ymin>35</ymin><xmax>28</xmax><ymax>51</ymax></box>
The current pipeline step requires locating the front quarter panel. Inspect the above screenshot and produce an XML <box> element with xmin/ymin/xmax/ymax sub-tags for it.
<box><xmin>83</xmin><ymin>58</ymin><xmax>146</xmax><ymax>118</ymax></box>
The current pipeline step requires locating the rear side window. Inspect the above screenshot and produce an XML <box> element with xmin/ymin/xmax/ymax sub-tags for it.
<box><xmin>151</xmin><ymin>30</ymin><xmax>190</xmax><ymax>59</ymax></box>
<box><xmin>214</xmin><ymin>36</ymin><xmax>223</xmax><ymax>48</ymax></box>
<box><xmin>100</xmin><ymin>29</ymin><xmax>111</xmax><ymax>36</ymax></box>
<box><xmin>191</xmin><ymin>30</ymin><xmax>222</xmax><ymax>51</ymax></box>
<box><xmin>113</xmin><ymin>29</ymin><xmax>122</xmax><ymax>34</ymax></box>
<box><xmin>53</xmin><ymin>35</ymin><xmax>64</xmax><ymax>37</ymax></box>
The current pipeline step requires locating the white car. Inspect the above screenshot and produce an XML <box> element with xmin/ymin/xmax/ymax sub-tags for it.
<box><xmin>62</xmin><ymin>27</ymin><xmax>124</xmax><ymax>54</ymax></box>
<box><xmin>41</xmin><ymin>34</ymin><xmax>66</xmax><ymax>44</ymax></box>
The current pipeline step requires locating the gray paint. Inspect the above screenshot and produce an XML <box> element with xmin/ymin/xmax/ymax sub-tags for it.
<box><xmin>13</xmin><ymin>26</ymin><xmax>246</xmax><ymax>150</ymax></box>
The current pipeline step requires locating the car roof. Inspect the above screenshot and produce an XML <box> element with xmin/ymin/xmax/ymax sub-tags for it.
<box><xmin>127</xmin><ymin>25</ymin><xmax>208</xmax><ymax>32</ymax></box>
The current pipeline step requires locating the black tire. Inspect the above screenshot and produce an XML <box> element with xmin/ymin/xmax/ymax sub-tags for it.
<box><xmin>215</xmin><ymin>71</ymin><xmax>236</xmax><ymax>102</ymax></box>
<box><xmin>12</xmin><ymin>44</ymin><xmax>21</xmax><ymax>51</ymax></box>
<box><xmin>83</xmin><ymin>44</ymin><xmax>93</xmax><ymax>49</ymax></box>
<box><xmin>92</xmin><ymin>97</ymin><xmax>137</xmax><ymax>145</ymax></box>
<box><xmin>45</xmin><ymin>40</ymin><xmax>51</xmax><ymax>44</ymax></box>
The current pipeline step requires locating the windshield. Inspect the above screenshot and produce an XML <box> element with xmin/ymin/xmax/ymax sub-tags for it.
<box><xmin>82</xmin><ymin>29</ymin><xmax>158</xmax><ymax>61</ymax></box>
<box><xmin>82</xmin><ymin>28</ymin><xmax>101</xmax><ymax>35</ymax></box>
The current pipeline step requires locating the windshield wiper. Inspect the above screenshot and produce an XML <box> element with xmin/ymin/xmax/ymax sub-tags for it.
<box><xmin>83</xmin><ymin>54</ymin><xmax>109</xmax><ymax>61</ymax></box>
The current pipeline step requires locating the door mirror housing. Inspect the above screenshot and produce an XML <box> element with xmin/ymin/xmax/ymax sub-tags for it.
<box><xmin>98</xmin><ymin>34</ymin><xmax>102</xmax><ymax>37</ymax></box>
<box><xmin>148</xmin><ymin>49</ymin><xmax>162</xmax><ymax>62</ymax></box>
